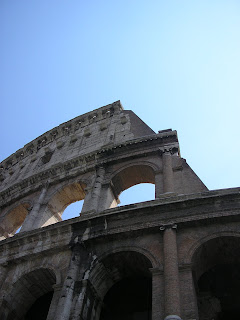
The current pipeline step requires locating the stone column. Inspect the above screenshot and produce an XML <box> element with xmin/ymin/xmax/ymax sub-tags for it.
<box><xmin>91</xmin><ymin>166</ymin><xmax>105</xmax><ymax>212</ymax></box>
<box><xmin>54</xmin><ymin>240</ymin><xmax>91</xmax><ymax>320</ymax></box>
<box><xmin>94</xmin><ymin>299</ymin><xmax>103</xmax><ymax>320</ymax></box>
<box><xmin>46</xmin><ymin>284</ymin><xmax>63</xmax><ymax>320</ymax></box>
<box><xmin>82</xmin><ymin>167</ymin><xmax>105</xmax><ymax>214</ymax></box>
<box><xmin>162</xmin><ymin>151</ymin><xmax>174</xmax><ymax>193</ymax></box>
<box><xmin>155</xmin><ymin>171</ymin><xmax>163</xmax><ymax>198</ymax></box>
<box><xmin>90</xmin><ymin>296</ymin><xmax>101</xmax><ymax>320</ymax></box>
<box><xmin>179</xmin><ymin>264</ymin><xmax>199</xmax><ymax>320</ymax></box>
<box><xmin>160</xmin><ymin>224</ymin><xmax>182</xmax><ymax>320</ymax></box>
<box><xmin>0</xmin><ymin>265</ymin><xmax>7</xmax><ymax>289</ymax></box>
<box><xmin>20</xmin><ymin>183</ymin><xmax>48</xmax><ymax>232</ymax></box>
<box><xmin>81</xmin><ymin>187</ymin><xmax>93</xmax><ymax>213</ymax></box>
<box><xmin>150</xmin><ymin>267</ymin><xmax>164</xmax><ymax>320</ymax></box>
<box><xmin>54</xmin><ymin>246</ymin><xmax>81</xmax><ymax>320</ymax></box>
<box><xmin>98</xmin><ymin>182</ymin><xmax>119</xmax><ymax>212</ymax></box>
<box><xmin>72</xmin><ymin>279</ymin><xmax>87</xmax><ymax>320</ymax></box>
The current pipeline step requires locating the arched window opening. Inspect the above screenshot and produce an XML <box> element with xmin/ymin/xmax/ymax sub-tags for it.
<box><xmin>192</xmin><ymin>237</ymin><xmax>240</xmax><ymax>320</ymax></box>
<box><xmin>119</xmin><ymin>183</ymin><xmax>155</xmax><ymax>206</ymax></box>
<box><xmin>41</xmin><ymin>182</ymin><xmax>86</xmax><ymax>228</ymax></box>
<box><xmin>97</xmin><ymin>251</ymin><xmax>153</xmax><ymax>320</ymax></box>
<box><xmin>0</xmin><ymin>203</ymin><xmax>30</xmax><ymax>240</ymax></box>
<box><xmin>61</xmin><ymin>200</ymin><xmax>84</xmax><ymax>220</ymax></box>
<box><xmin>111</xmin><ymin>165</ymin><xmax>155</xmax><ymax>207</ymax></box>
<box><xmin>0</xmin><ymin>268</ymin><xmax>56</xmax><ymax>320</ymax></box>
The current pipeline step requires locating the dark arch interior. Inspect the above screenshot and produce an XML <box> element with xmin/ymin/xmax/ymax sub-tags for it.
<box><xmin>100</xmin><ymin>277</ymin><xmax>152</xmax><ymax>320</ymax></box>
<box><xmin>99</xmin><ymin>251</ymin><xmax>152</xmax><ymax>320</ymax></box>
<box><xmin>198</xmin><ymin>264</ymin><xmax>240</xmax><ymax>319</ymax></box>
<box><xmin>3</xmin><ymin>268</ymin><xmax>56</xmax><ymax>320</ymax></box>
<box><xmin>25</xmin><ymin>291</ymin><xmax>54</xmax><ymax>320</ymax></box>
<box><xmin>193</xmin><ymin>237</ymin><xmax>240</xmax><ymax>320</ymax></box>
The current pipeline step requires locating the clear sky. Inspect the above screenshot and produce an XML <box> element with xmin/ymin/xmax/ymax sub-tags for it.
<box><xmin>1</xmin><ymin>1</ymin><xmax>240</xmax><ymax>217</ymax></box>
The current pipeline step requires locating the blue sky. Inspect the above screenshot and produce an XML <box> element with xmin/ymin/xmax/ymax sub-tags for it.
<box><xmin>1</xmin><ymin>1</ymin><xmax>240</xmax><ymax>218</ymax></box>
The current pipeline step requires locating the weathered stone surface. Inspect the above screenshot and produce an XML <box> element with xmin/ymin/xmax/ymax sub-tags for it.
<box><xmin>0</xmin><ymin>101</ymin><xmax>239</xmax><ymax>320</ymax></box>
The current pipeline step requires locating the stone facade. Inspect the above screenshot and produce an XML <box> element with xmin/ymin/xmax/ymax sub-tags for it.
<box><xmin>0</xmin><ymin>101</ymin><xmax>239</xmax><ymax>320</ymax></box>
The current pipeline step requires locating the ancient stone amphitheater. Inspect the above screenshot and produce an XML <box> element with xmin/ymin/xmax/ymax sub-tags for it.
<box><xmin>0</xmin><ymin>101</ymin><xmax>240</xmax><ymax>320</ymax></box>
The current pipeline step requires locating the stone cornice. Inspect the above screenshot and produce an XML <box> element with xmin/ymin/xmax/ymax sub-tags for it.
<box><xmin>97</xmin><ymin>130</ymin><xmax>178</xmax><ymax>155</ymax></box>
<box><xmin>80</xmin><ymin>191</ymin><xmax>240</xmax><ymax>241</ymax></box>
<box><xmin>0</xmin><ymin>223</ymin><xmax>72</xmax><ymax>266</ymax></box>
<box><xmin>0</xmin><ymin>187</ymin><xmax>240</xmax><ymax>265</ymax></box>
<box><xmin>0</xmin><ymin>132</ymin><xmax>179</xmax><ymax>208</ymax></box>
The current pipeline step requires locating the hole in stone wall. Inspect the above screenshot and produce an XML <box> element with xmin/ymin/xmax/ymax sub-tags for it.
<box><xmin>61</xmin><ymin>200</ymin><xmax>84</xmax><ymax>220</ymax></box>
<box><xmin>119</xmin><ymin>183</ymin><xmax>155</xmax><ymax>206</ymax></box>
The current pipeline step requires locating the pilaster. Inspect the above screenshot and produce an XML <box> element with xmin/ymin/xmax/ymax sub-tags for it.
<box><xmin>20</xmin><ymin>182</ymin><xmax>48</xmax><ymax>232</ymax></box>
<box><xmin>82</xmin><ymin>166</ymin><xmax>106</xmax><ymax>214</ymax></box>
<box><xmin>160</xmin><ymin>224</ymin><xmax>182</xmax><ymax>320</ymax></box>
<box><xmin>46</xmin><ymin>284</ymin><xmax>63</xmax><ymax>320</ymax></box>
<box><xmin>54</xmin><ymin>244</ymin><xmax>81</xmax><ymax>320</ymax></box>
<box><xmin>162</xmin><ymin>150</ymin><xmax>174</xmax><ymax>193</ymax></box>
<box><xmin>179</xmin><ymin>264</ymin><xmax>199</xmax><ymax>320</ymax></box>
<box><xmin>150</xmin><ymin>267</ymin><xmax>164</xmax><ymax>320</ymax></box>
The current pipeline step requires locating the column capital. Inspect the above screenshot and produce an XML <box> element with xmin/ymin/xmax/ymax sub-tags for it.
<box><xmin>160</xmin><ymin>223</ymin><xmax>177</xmax><ymax>231</ymax></box>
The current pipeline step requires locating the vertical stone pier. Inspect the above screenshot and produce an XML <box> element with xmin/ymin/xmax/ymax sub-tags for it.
<box><xmin>151</xmin><ymin>267</ymin><xmax>164</xmax><ymax>320</ymax></box>
<box><xmin>54</xmin><ymin>245</ymin><xmax>81</xmax><ymax>320</ymax></box>
<box><xmin>161</xmin><ymin>224</ymin><xmax>182</xmax><ymax>320</ymax></box>
<box><xmin>162</xmin><ymin>150</ymin><xmax>174</xmax><ymax>193</ymax></box>
<box><xmin>20</xmin><ymin>183</ymin><xmax>48</xmax><ymax>232</ymax></box>
<box><xmin>46</xmin><ymin>284</ymin><xmax>62</xmax><ymax>320</ymax></box>
<box><xmin>82</xmin><ymin>166</ymin><xmax>105</xmax><ymax>214</ymax></box>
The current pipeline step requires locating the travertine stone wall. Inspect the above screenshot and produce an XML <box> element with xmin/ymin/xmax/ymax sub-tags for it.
<box><xmin>1</xmin><ymin>102</ymin><xmax>238</xmax><ymax>320</ymax></box>
<box><xmin>0</xmin><ymin>101</ymin><xmax>207</xmax><ymax>239</ymax></box>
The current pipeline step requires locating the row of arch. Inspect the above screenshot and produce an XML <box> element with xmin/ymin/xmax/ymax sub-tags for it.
<box><xmin>0</xmin><ymin>163</ymin><xmax>157</xmax><ymax>239</ymax></box>
<box><xmin>1</xmin><ymin>234</ymin><xmax>240</xmax><ymax>320</ymax></box>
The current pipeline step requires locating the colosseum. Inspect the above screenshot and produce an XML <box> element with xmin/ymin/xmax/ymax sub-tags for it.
<box><xmin>0</xmin><ymin>101</ymin><xmax>240</xmax><ymax>320</ymax></box>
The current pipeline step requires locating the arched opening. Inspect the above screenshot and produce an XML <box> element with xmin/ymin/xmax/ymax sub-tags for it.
<box><xmin>0</xmin><ymin>203</ymin><xmax>30</xmax><ymax>240</ymax></box>
<box><xmin>41</xmin><ymin>181</ymin><xmax>86</xmax><ymax>227</ymax></box>
<box><xmin>111</xmin><ymin>165</ymin><xmax>155</xmax><ymax>207</ymax></box>
<box><xmin>0</xmin><ymin>268</ymin><xmax>56</xmax><ymax>320</ymax></box>
<box><xmin>192</xmin><ymin>236</ymin><xmax>240</xmax><ymax>320</ymax></box>
<box><xmin>25</xmin><ymin>291</ymin><xmax>54</xmax><ymax>320</ymax></box>
<box><xmin>98</xmin><ymin>251</ymin><xmax>152</xmax><ymax>320</ymax></box>
<box><xmin>61</xmin><ymin>200</ymin><xmax>84</xmax><ymax>220</ymax></box>
<box><xmin>119</xmin><ymin>183</ymin><xmax>155</xmax><ymax>206</ymax></box>
<box><xmin>100</xmin><ymin>277</ymin><xmax>151</xmax><ymax>320</ymax></box>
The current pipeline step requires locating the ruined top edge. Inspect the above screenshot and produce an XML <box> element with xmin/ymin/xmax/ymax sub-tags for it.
<box><xmin>0</xmin><ymin>100</ymin><xmax>123</xmax><ymax>165</ymax></box>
